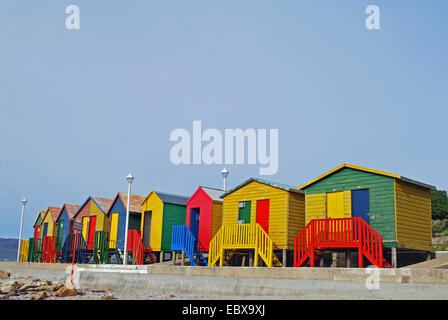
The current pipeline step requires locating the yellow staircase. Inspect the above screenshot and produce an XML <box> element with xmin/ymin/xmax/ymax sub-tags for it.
<box><xmin>209</xmin><ymin>223</ymin><xmax>282</xmax><ymax>267</ymax></box>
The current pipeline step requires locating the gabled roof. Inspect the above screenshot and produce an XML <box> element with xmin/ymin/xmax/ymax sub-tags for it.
<box><xmin>142</xmin><ymin>191</ymin><xmax>189</xmax><ymax>206</ymax></box>
<box><xmin>298</xmin><ymin>163</ymin><xmax>436</xmax><ymax>190</ymax></box>
<box><xmin>73</xmin><ymin>196</ymin><xmax>114</xmax><ymax>218</ymax></box>
<box><xmin>107</xmin><ymin>192</ymin><xmax>146</xmax><ymax>216</ymax></box>
<box><xmin>33</xmin><ymin>210</ymin><xmax>46</xmax><ymax>228</ymax></box>
<box><xmin>200</xmin><ymin>186</ymin><xmax>224</xmax><ymax>201</ymax></box>
<box><xmin>58</xmin><ymin>204</ymin><xmax>81</xmax><ymax>221</ymax></box>
<box><xmin>220</xmin><ymin>178</ymin><xmax>303</xmax><ymax>198</ymax></box>
<box><xmin>43</xmin><ymin>207</ymin><xmax>62</xmax><ymax>223</ymax></box>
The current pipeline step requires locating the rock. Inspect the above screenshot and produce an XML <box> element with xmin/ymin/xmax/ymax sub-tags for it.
<box><xmin>43</xmin><ymin>280</ymin><xmax>52</xmax><ymax>285</ymax></box>
<box><xmin>0</xmin><ymin>285</ymin><xmax>16</xmax><ymax>294</ymax></box>
<box><xmin>30</xmin><ymin>291</ymin><xmax>48</xmax><ymax>300</ymax></box>
<box><xmin>0</xmin><ymin>295</ymin><xmax>8</xmax><ymax>300</ymax></box>
<box><xmin>53</xmin><ymin>283</ymin><xmax>64</xmax><ymax>291</ymax></box>
<box><xmin>101</xmin><ymin>294</ymin><xmax>114</xmax><ymax>300</ymax></box>
<box><xmin>55</xmin><ymin>285</ymin><xmax>78</xmax><ymax>297</ymax></box>
<box><xmin>169</xmin><ymin>294</ymin><xmax>175</xmax><ymax>298</ymax></box>
<box><xmin>0</xmin><ymin>270</ymin><xmax>10</xmax><ymax>280</ymax></box>
<box><xmin>18</xmin><ymin>283</ymin><xmax>40</xmax><ymax>292</ymax></box>
<box><xmin>32</xmin><ymin>278</ymin><xmax>41</xmax><ymax>282</ymax></box>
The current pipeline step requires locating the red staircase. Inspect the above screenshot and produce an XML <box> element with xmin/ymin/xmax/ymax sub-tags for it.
<box><xmin>127</xmin><ymin>230</ymin><xmax>156</xmax><ymax>265</ymax></box>
<box><xmin>294</xmin><ymin>217</ymin><xmax>389</xmax><ymax>268</ymax></box>
<box><xmin>41</xmin><ymin>236</ymin><xmax>56</xmax><ymax>263</ymax></box>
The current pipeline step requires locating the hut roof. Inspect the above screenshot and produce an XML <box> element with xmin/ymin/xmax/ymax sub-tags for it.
<box><xmin>298</xmin><ymin>163</ymin><xmax>436</xmax><ymax>190</ymax></box>
<box><xmin>220</xmin><ymin>178</ymin><xmax>302</xmax><ymax>198</ymax></box>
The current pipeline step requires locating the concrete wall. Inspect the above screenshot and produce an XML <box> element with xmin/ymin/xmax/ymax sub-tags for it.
<box><xmin>1</xmin><ymin>262</ymin><xmax>448</xmax><ymax>299</ymax></box>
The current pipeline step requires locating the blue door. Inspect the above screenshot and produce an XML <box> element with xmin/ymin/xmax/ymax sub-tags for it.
<box><xmin>351</xmin><ymin>189</ymin><xmax>370</xmax><ymax>223</ymax></box>
<box><xmin>190</xmin><ymin>208</ymin><xmax>200</xmax><ymax>239</ymax></box>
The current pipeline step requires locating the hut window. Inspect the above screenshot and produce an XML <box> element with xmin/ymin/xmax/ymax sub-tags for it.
<box><xmin>238</xmin><ymin>201</ymin><xmax>251</xmax><ymax>224</ymax></box>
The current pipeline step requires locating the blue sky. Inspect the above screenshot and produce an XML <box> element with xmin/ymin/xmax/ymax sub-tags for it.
<box><xmin>0</xmin><ymin>1</ymin><xmax>447</xmax><ymax>238</ymax></box>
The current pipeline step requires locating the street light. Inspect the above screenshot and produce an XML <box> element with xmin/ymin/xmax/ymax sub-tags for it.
<box><xmin>221</xmin><ymin>168</ymin><xmax>229</xmax><ymax>192</ymax></box>
<box><xmin>17</xmin><ymin>198</ymin><xmax>27</xmax><ymax>263</ymax></box>
<box><xmin>123</xmin><ymin>174</ymin><xmax>134</xmax><ymax>264</ymax></box>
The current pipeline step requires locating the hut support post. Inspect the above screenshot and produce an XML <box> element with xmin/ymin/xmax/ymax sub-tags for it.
<box><xmin>172</xmin><ymin>251</ymin><xmax>176</xmax><ymax>265</ymax></box>
<box><xmin>181</xmin><ymin>251</ymin><xmax>185</xmax><ymax>266</ymax></box>
<box><xmin>346</xmin><ymin>249</ymin><xmax>351</xmax><ymax>268</ymax></box>
<box><xmin>249</xmin><ymin>251</ymin><xmax>254</xmax><ymax>267</ymax></box>
<box><xmin>160</xmin><ymin>251</ymin><xmax>164</xmax><ymax>263</ymax></box>
<box><xmin>282</xmin><ymin>249</ymin><xmax>287</xmax><ymax>267</ymax></box>
<box><xmin>391</xmin><ymin>248</ymin><xmax>397</xmax><ymax>268</ymax></box>
<box><xmin>426</xmin><ymin>251</ymin><xmax>432</xmax><ymax>261</ymax></box>
<box><xmin>241</xmin><ymin>255</ymin><xmax>246</xmax><ymax>267</ymax></box>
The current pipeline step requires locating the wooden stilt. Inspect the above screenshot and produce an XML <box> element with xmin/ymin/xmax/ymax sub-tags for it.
<box><xmin>358</xmin><ymin>248</ymin><xmax>363</xmax><ymax>268</ymax></box>
<box><xmin>391</xmin><ymin>247</ymin><xmax>397</xmax><ymax>268</ymax></box>
<box><xmin>249</xmin><ymin>251</ymin><xmax>254</xmax><ymax>267</ymax></box>
<box><xmin>160</xmin><ymin>251</ymin><xmax>164</xmax><ymax>263</ymax></box>
<box><xmin>346</xmin><ymin>249</ymin><xmax>351</xmax><ymax>268</ymax></box>
<box><xmin>253</xmin><ymin>249</ymin><xmax>258</xmax><ymax>267</ymax></box>
<box><xmin>241</xmin><ymin>256</ymin><xmax>246</xmax><ymax>267</ymax></box>
<box><xmin>332</xmin><ymin>252</ymin><xmax>337</xmax><ymax>268</ymax></box>
<box><xmin>181</xmin><ymin>251</ymin><xmax>185</xmax><ymax>266</ymax></box>
<box><xmin>282</xmin><ymin>249</ymin><xmax>287</xmax><ymax>267</ymax></box>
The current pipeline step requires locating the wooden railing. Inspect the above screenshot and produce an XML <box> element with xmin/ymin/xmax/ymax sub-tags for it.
<box><xmin>294</xmin><ymin>217</ymin><xmax>385</xmax><ymax>268</ymax></box>
<box><xmin>41</xmin><ymin>236</ymin><xmax>56</xmax><ymax>263</ymax></box>
<box><xmin>20</xmin><ymin>240</ymin><xmax>29</xmax><ymax>262</ymax></box>
<box><xmin>209</xmin><ymin>223</ymin><xmax>281</xmax><ymax>267</ymax></box>
<box><xmin>171</xmin><ymin>225</ymin><xmax>208</xmax><ymax>266</ymax></box>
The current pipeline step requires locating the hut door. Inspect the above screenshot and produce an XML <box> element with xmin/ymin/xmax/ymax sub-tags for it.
<box><xmin>256</xmin><ymin>200</ymin><xmax>270</xmax><ymax>233</ymax></box>
<box><xmin>143</xmin><ymin>211</ymin><xmax>152</xmax><ymax>248</ymax></box>
<box><xmin>34</xmin><ymin>226</ymin><xmax>40</xmax><ymax>239</ymax></box>
<box><xmin>190</xmin><ymin>208</ymin><xmax>200</xmax><ymax>239</ymax></box>
<box><xmin>82</xmin><ymin>217</ymin><xmax>89</xmax><ymax>242</ymax></box>
<box><xmin>43</xmin><ymin>223</ymin><xmax>48</xmax><ymax>237</ymax></box>
<box><xmin>57</xmin><ymin>220</ymin><xmax>64</xmax><ymax>251</ymax></box>
<box><xmin>109</xmin><ymin>213</ymin><xmax>119</xmax><ymax>249</ymax></box>
<box><xmin>327</xmin><ymin>192</ymin><xmax>344</xmax><ymax>219</ymax></box>
<box><xmin>88</xmin><ymin>216</ymin><xmax>96</xmax><ymax>250</ymax></box>
<box><xmin>351</xmin><ymin>189</ymin><xmax>370</xmax><ymax>223</ymax></box>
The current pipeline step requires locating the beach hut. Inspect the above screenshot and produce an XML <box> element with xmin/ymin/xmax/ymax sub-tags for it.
<box><xmin>208</xmin><ymin>178</ymin><xmax>305</xmax><ymax>267</ymax></box>
<box><xmin>28</xmin><ymin>210</ymin><xmax>46</xmax><ymax>262</ymax></box>
<box><xmin>105</xmin><ymin>192</ymin><xmax>156</xmax><ymax>264</ymax></box>
<box><xmin>40</xmin><ymin>207</ymin><xmax>62</xmax><ymax>263</ymax></box>
<box><xmin>33</xmin><ymin>210</ymin><xmax>45</xmax><ymax>240</ymax></box>
<box><xmin>56</xmin><ymin>204</ymin><xmax>80</xmax><ymax>252</ymax></box>
<box><xmin>297</xmin><ymin>163</ymin><xmax>435</xmax><ymax>268</ymax></box>
<box><xmin>140</xmin><ymin>191</ymin><xmax>188</xmax><ymax>262</ymax></box>
<box><xmin>73</xmin><ymin>196</ymin><xmax>114</xmax><ymax>263</ymax></box>
<box><xmin>171</xmin><ymin>186</ymin><xmax>223</xmax><ymax>266</ymax></box>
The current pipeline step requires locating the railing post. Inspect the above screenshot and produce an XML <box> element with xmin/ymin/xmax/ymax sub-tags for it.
<box><xmin>254</xmin><ymin>225</ymin><xmax>259</xmax><ymax>267</ymax></box>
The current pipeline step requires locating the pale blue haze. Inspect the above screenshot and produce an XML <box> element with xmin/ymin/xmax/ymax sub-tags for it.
<box><xmin>0</xmin><ymin>1</ymin><xmax>447</xmax><ymax>238</ymax></box>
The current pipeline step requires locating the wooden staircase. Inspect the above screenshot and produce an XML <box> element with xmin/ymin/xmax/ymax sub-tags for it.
<box><xmin>127</xmin><ymin>229</ymin><xmax>156</xmax><ymax>265</ymax></box>
<box><xmin>209</xmin><ymin>223</ymin><xmax>282</xmax><ymax>267</ymax></box>
<box><xmin>41</xmin><ymin>236</ymin><xmax>56</xmax><ymax>263</ymax></box>
<box><xmin>294</xmin><ymin>217</ymin><xmax>390</xmax><ymax>268</ymax></box>
<box><xmin>60</xmin><ymin>233</ymin><xmax>88</xmax><ymax>264</ymax></box>
<box><xmin>171</xmin><ymin>225</ymin><xmax>208</xmax><ymax>266</ymax></box>
<box><xmin>93</xmin><ymin>231</ymin><xmax>109</xmax><ymax>264</ymax></box>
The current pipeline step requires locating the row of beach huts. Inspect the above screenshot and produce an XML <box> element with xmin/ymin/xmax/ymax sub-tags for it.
<box><xmin>19</xmin><ymin>164</ymin><xmax>435</xmax><ymax>268</ymax></box>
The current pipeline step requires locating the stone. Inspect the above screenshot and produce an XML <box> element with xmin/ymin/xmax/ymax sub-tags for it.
<box><xmin>0</xmin><ymin>285</ymin><xmax>16</xmax><ymax>294</ymax></box>
<box><xmin>101</xmin><ymin>294</ymin><xmax>114</xmax><ymax>300</ymax></box>
<box><xmin>30</xmin><ymin>291</ymin><xmax>48</xmax><ymax>300</ymax></box>
<box><xmin>55</xmin><ymin>285</ymin><xmax>78</xmax><ymax>297</ymax></box>
<box><xmin>0</xmin><ymin>270</ymin><xmax>10</xmax><ymax>280</ymax></box>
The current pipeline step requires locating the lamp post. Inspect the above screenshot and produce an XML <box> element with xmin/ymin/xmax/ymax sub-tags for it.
<box><xmin>123</xmin><ymin>174</ymin><xmax>134</xmax><ymax>264</ymax></box>
<box><xmin>221</xmin><ymin>168</ymin><xmax>229</xmax><ymax>192</ymax></box>
<box><xmin>17</xmin><ymin>198</ymin><xmax>27</xmax><ymax>263</ymax></box>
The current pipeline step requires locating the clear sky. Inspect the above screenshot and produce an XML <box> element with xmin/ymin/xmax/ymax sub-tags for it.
<box><xmin>0</xmin><ymin>1</ymin><xmax>447</xmax><ymax>238</ymax></box>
